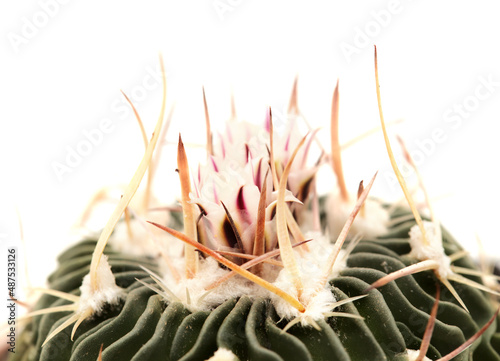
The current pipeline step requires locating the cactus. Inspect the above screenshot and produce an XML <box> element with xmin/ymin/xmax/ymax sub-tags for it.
<box><xmin>14</xmin><ymin>50</ymin><xmax>500</xmax><ymax>361</ymax></box>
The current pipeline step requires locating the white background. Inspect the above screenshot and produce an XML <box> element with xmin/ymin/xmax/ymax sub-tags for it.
<box><xmin>1</xmin><ymin>0</ymin><xmax>499</xmax><ymax>296</ymax></box>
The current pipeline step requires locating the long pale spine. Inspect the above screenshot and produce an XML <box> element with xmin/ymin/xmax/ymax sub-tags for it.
<box><xmin>177</xmin><ymin>135</ymin><xmax>199</xmax><ymax>278</ymax></box>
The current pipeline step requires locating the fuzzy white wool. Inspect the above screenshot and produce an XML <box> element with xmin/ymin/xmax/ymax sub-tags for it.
<box><xmin>272</xmin><ymin>268</ymin><xmax>336</xmax><ymax>326</ymax></box>
<box><xmin>406</xmin><ymin>349</ymin><xmax>431</xmax><ymax>361</ymax></box>
<box><xmin>205</xmin><ymin>348</ymin><xmax>238</xmax><ymax>361</ymax></box>
<box><xmin>408</xmin><ymin>221</ymin><xmax>451</xmax><ymax>279</ymax></box>
<box><xmin>271</xmin><ymin>248</ymin><xmax>336</xmax><ymax>326</ymax></box>
<box><xmin>327</xmin><ymin>193</ymin><xmax>389</xmax><ymax>239</ymax></box>
<box><xmin>303</xmin><ymin>231</ymin><xmax>347</xmax><ymax>278</ymax></box>
<box><xmin>78</xmin><ymin>256</ymin><xmax>124</xmax><ymax>315</ymax></box>
<box><xmin>163</xmin><ymin>257</ymin><xmax>267</xmax><ymax>312</ymax></box>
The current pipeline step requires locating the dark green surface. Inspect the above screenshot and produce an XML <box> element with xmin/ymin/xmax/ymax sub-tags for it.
<box><xmin>14</xmin><ymin>209</ymin><xmax>500</xmax><ymax>361</ymax></box>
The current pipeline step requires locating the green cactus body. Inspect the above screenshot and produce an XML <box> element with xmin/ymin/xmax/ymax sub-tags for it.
<box><xmin>14</xmin><ymin>209</ymin><xmax>500</xmax><ymax>361</ymax></box>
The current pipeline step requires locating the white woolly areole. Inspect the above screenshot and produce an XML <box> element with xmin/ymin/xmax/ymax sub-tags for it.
<box><xmin>406</xmin><ymin>349</ymin><xmax>431</xmax><ymax>361</ymax></box>
<box><xmin>78</xmin><ymin>256</ymin><xmax>124</xmax><ymax>315</ymax></box>
<box><xmin>271</xmin><ymin>240</ymin><xmax>337</xmax><ymax>326</ymax></box>
<box><xmin>303</xmin><ymin>231</ymin><xmax>347</xmax><ymax>279</ymax></box>
<box><xmin>271</xmin><ymin>265</ymin><xmax>336</xmax><ymax>326</ymax></box>
<box><xmin>327</xmin><ymin>193</ymin><xmax>389</xmax><ymax>239</ymax></box>
<box><xmin>163</xmin><ymin>257</ymin><xmax>268</xmax><ymax>312</ymax></box>
<box><xmin>205</xmin><ymin>348</ymin><xmax>238</xmax><ymax>361</ymax></box>
<box><xmin>408</xmin><ymin>221</ymin><xmax>452</xmax><ymax>279</ymax></box>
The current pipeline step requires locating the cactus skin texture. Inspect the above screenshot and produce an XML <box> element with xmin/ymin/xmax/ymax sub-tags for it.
<box><xmin>14</xmin><ymin>208</ymin><xmax>500</xmax><ymax>361</ymax></box>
